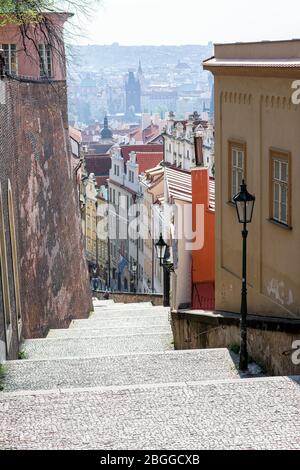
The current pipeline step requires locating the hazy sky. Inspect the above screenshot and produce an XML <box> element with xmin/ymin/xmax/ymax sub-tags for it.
<box><xmin>76</xmin><ymin>0</ymin><xmax>300</xmax><ymax>46</ymax></box>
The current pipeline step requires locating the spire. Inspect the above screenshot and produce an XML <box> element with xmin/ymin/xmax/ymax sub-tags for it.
<box><xmin>104</xmin><ymin>115</ymin><xmax>108</xmax><ymax>128</ymax></box>
<box><xmin>138</xmin><ymin>59</ymin><xmax>143</xmax><ymax>75</ymax></box>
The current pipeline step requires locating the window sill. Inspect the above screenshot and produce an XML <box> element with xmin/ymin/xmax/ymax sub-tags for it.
<box><xmin>226</xmin><ymin>200</ymin><xmax>235</xmax><ymax>208</ymax></box>
<box><xmin>267</xmin><ymin>218</ymin><xmax>292</xmax><ymax>231</ymax></box>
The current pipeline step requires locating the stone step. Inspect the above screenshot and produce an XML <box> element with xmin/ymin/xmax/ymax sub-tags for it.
<box><xmin>2</xmin><ymin>349</ymin><xmax>240</xmax><ymax>392</ymax></box>
<box><xmin>93</xmin><ymin>303</ymin><xmax>155</xmax><ymax>312</ymax></box>
<box><xmin>92</xmin><ymin>300</ymin><xmax>116</xmax><ymax>308</ymax></box>
<box><xmin>70</xmin><ymin>317</ymin><xmax>170</xmax><ymax>329</ymax></box>
<box><xmin>23</xmin><ymin>334</ymin><xmax>173</xmax><ymax>359</ymax></box>
<box><xmin>1</xmin><ymin>376</ymin><xmax>299</xmax><ymax>449</ymax></box>
<box><xmin>90</xmin><ymin>308</ymin><xmax>169</xmax><ymax>320</ymax></box>
<box><xmin>47</xmin><ymin>326</ymin><xmax>171</xmax><ymax>339</ymax></box>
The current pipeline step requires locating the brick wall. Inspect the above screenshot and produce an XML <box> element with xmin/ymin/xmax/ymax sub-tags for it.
<box><xmin>0</xmin><ymin>77</ymin><xmax>92</xmax><ymax>354</ymax></box>
<box><xmin>171</xmin><ymin>310</ymin><xmax>300</xmax><ymax>376</ymax></box>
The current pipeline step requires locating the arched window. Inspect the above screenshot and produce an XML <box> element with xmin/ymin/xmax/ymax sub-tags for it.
<box><xmin>0</xmin><ymin>183</ymin><xmax>12</xmax><ymax>351</ymax></box>
<box><xmin>8</xmin><ymin>180</ymin><xmax>22</xmax><ymax>335</ymax></box>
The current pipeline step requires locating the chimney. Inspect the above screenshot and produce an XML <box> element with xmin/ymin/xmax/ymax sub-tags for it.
<box><xmin>194</xmin><ymin>135</ymin><xmax>204</xmax><ymax>166</ymax></box>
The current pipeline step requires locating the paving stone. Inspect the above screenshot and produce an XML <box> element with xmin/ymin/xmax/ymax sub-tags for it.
<box><xmin>91</xmin><ymin>308</ymin><xmax>169</xmax><ymax>320</ymax></box>
<box><xmin>0</xmin><ymin>377</ymin><xmax>299</xmax><ymax>449</ymax></box>
<box><xmin>92</xmin><ymin>299</ymin><xmax>116</xmax><ymax>307</ymax></box>
<box><xmin>2</xmin><ymin>349</ymin><xmax>240</xmax><ymax>392</ymax></box>
<box><xmin>70</xmin><ymin>317</ymin><xmax>170</xmax><ymax>329</ymax></box>
<box><xmin>93</xmin><ymin>302</ymin><xmax>153</xmax><ymax>310</ymax></box>
<box><xmin>23</xmin><ymin>334</ymin><xmax>173</xmax><ymax>359</ymax></box>
<box><xmin>47</xmin><ymin>326</ymin><xmax>171</xmax><ymax>339</ymax></box>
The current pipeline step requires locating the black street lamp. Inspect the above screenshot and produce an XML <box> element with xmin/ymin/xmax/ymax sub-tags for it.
<box><xmin>155</xmin><ymin>234</ymin><xmax>168</xmax><ymax>266</ymax></box>
<box><xmin>233</xmin><ymin>180</ymin><xmax>255</xmax><ymax>371</ymax></box>
<box><xmin>155</xmin><ymin>234</ymin><xmax>174</xmax><ymax>307</ymax></box>
<box><xmin>131</xmin><ymin>260</ymin><xmax>137</xmax><ymax>293</ymax></box>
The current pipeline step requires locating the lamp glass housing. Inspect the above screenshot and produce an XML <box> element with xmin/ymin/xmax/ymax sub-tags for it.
<box><xmin>233</xmin><ymin>180</ymin><xmax>255</xmax><ymax>224</ymax></box>
<box><xmin>155</xmin><ymin>234</ymin><xmax>168</xmax><ymax>263</ymax></box>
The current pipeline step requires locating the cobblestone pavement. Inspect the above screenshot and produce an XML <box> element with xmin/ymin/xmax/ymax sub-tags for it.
<box><xmin>1</xmin><ymin>300</ymin><xmax>300</xmax><ymax>450</ymax></box>
<box><xmin>1</xmin><ymin>377</ymin><xmax>299</xmax><ymax>449</ymax></box>
<box><xmin>91</xmin><ymin>309</ymin><xmax>169</xmax><ymax>320</ymax></box>
<box><xmin>47</xmin><ymin>326</ymin><xmax>171</xmax><ymax>338</ymax></box>
<box><xmin>3</xmin><ymin>349</ymin><xmax>239</xmax><ymax>392</ymax></box>
<box><xmin>70</xmin><ymin>316</ymin><xmax>170</xmax><ymax>329</ymax></box>
<box><xmin>23</xmin><ymin>333</ymin><xmax>173</xmax><ymax>359</ymax></box>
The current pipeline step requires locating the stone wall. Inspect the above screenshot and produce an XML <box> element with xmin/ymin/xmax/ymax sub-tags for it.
<box><xmin>171</xmin><ymin>310</ymin><xmax>300</xmax><ymax>376</ymax></box>
<box><xmin>93</xmin><ymin>291</ymin><xmax>164</xmax><ymax>306</ymax></box>
<box><xmin>0</xmin><ymin>78</ymin><xmax>92</xmax><ymax>354</ymax></box>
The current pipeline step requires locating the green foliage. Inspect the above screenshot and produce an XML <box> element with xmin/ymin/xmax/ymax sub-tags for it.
<box><xmin>229</xmin><ymin>343</ymin><xmax>240</xmax><ymax>355</ymax></box>
<box><xmin>0</xmin><ymin>1</ymin><xmax>45</xmax><ymax>25</ymax></box>
<box><xmin>0</xmin><ymin>364</ymin><xmax>6</xmax><ymax>391</ymax></box>
<box><xmin>18</xmin><ymin>350</ymin><xmax>28</xmax><ymax>360</ymax></box>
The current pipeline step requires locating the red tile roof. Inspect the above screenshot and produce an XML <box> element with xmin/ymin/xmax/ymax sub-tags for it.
<box><xmin>121</xmin><ymin>144</ymin><xmax>163</xmax><ymax>163</ymax></box>
<box><xmin>165</xmin><ymin>166</ymin><xmax>192</xmax><ymax>203</ymax></box>
<box><xmin>135</xmin><ymin>152</ymin><xmax>163</xmax><ymax>175</ymax></box>
<box><xmin>69</xmin><ymin>126</ymin><xmax>82</xmax><ymax>144</ymax></box>
<box><xmin>209</xmin><ymin>177</ymin><xmax>215</xmax><ymax>212</ymax></box>
<box><xmin>96</xmin><ymin>176</ymin><xmax>109</xmax><ymax>187</ymax></box>
<box><xmin>85</xmin><ymin>154</ymin><xmax>111</xmax><ymax>177</ymax></box>
<box><xmin>129</xmin><ymin>128</ymin><xmax>143</xmax><ymax>142</ymax></box>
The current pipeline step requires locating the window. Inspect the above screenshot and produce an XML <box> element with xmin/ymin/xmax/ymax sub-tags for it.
<box><xmin>8</xmin><ymin>180</ymin><xmax>22</xmax><ymax>333</ymax></box>
<box><xmin>1</xmin><ymin>44</ymin><xmax>17</xmax><ymax>75</ymax></box>
<box><xmin>229</xmin><ymin>141</ymin><xmax>246</xmax><ymax>201</ymax></box>
<box><xmin>39</xmin><ymin>44</ymin><xmax>53</xmax><ymax>78</ymax></box>
<box><xmin>129</xmin><ymin>170</ymin><xmax>134</xmax><ymax>183</ymax></box>
<box><xmin>0</xmin><ymin>184</ymin><xmax>12</xmax><ymax>349</ymax></box>
<box><xmin>270</xmin><ymin>150</ymin><xmax>291</xmax><ymax>227</ymax></box>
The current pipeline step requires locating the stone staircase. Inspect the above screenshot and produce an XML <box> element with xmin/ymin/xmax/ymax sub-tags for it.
<box><xmin>0</xmin><ymin>299</ymin><xmax>299</xmax><ymax>450</ymax></box>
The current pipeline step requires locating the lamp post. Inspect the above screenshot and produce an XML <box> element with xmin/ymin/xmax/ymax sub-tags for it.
<box><xmin>233</xmin><ymin>180</ymin><xmax>255</xmax><ymax>371</ymax></box>
<box><xmin>131</xmin><ymin>260</ymin><xmax>137</xmax><ymax>293</ymax></box>
<box><xmin>155</xmin><ymin>234</ymin><xmax>174</xmax><ymax>307</ymax></box>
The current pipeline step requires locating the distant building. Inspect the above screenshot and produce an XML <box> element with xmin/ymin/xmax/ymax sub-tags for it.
<box><xmin>100</xmin><ymin>115</ymin><xmax>113</xmax><ymax>143</ymax></box>
<box><xmin>163</xmin><ymin>111</ymin><xmax>213</xmax><ymax>172</ymax></box>
<box><xmin>107</xmin><ymin>144</ymin><xmax>163</xmax><ymax>292</ymax></box>
<box><xmin>125</xmin><ymin>70</ymin><xmax>141</xmax><ymax>118</ymax></box>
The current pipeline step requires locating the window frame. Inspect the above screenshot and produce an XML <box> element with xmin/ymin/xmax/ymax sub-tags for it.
<box><xmin>0</xmin><ymin>44</ymin><xmax>17</xmax><ymax>75</ymax></box>
<box><xmin>7</xmin><ymin>180</ymin><xmax>22</xmax><ymax>337</ymax></box>
<box><xmin>228</xmin><ymin>140</ymin><xmax>247</xmax><ymax>202</ymax></box>
<box><xmin>39</xmin><ymin>43</ymin><xmax>53</xmax><ymax>78</ymax></box>
<box><xmin>0</xmin><ymin>184</ymin><xmax>12</xmax><ymax>352</ymax></box>
<box><xmin>269</xmin><ymin>148</ymin><xmax>292</xmax><ymax>228</ymax></box>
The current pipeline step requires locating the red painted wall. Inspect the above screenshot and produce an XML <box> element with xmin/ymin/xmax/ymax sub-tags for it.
<box><xmin>191</xmin><ymin>168</ymin><xmax>215</xmax><ymax>310</ymax></box>
<box><xmin>0</xmin><ymin>14</ymin><xmax>68</xmax><ymax>81</ymax></box>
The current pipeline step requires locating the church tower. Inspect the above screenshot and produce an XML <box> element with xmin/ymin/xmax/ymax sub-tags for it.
<box><xmin>125</xmin><ymin>70</ymin><xmax>141</xmax><ymax>118</ymax></box>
